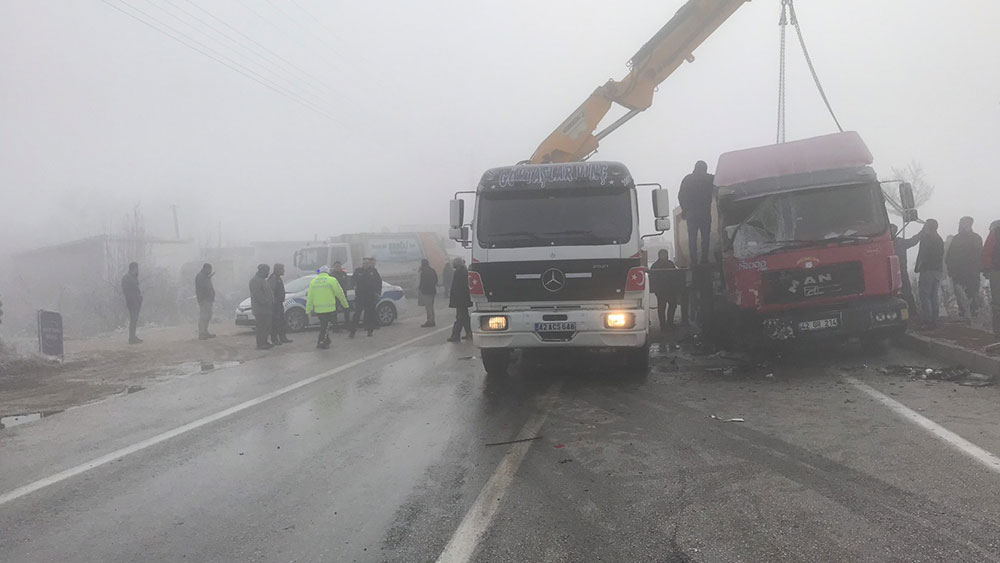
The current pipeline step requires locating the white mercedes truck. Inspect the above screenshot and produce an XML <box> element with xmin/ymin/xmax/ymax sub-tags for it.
<box><xmin>449</xmin><ymin>161</ymin><xmax>671</xmax><ymax>375</ymax></box>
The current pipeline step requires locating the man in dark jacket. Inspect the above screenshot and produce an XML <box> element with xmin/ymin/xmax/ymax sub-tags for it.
<box><xmin>649</xmin><ymin>249</ymin><xmax>679</xmax><ymax>331</ymax></box>
<box><xmin>350</xmin><ymin>257</ymin><xmax>382</xmax><ymax>338</ymax></box>
<box><xmin>268</xmin><ymin>263</ymin><xmax>292</xmax><ymax>345</ymax></box>
<box><xmin>331</xmin><ymin>260</ymin><xmax>350</xmax><ymax>328</ymax></box>
<box><xmin>891</xmin><ymin>224</ymin><xmax>921</xmax><ymax>317</ymax></box>
<box><xmin>945</xmin><ymin>216</ymin><xmax>984</xmax><ymax>319</ymax></box>
<box><xmin>915</xmin><ymin>219</ymin><xmax>945</xmax><ymax>328</ymax></box>
<box><xmin>249</xmin><ymin>264</ymin><xmax>274</xmax><ymax>349</ymax></box>
<box><xmin>678</xmin><ymin>160</ymin><xmax>715</xmax><ymax>265</ymax></box>
<box><xmin>447</xmin><ymin>258</ymin><xmax>472</xmax><ymax>342</ymax></box>
<box><xmin>195</xmin><ymin>263</ymin><xmax>216</xmax><ymax>340</ymax></box>
<box><xmin>122</xmin><ymin>262</ymin><xmax>143</xmax><ymax>344</ymax></box>
<box><xmin>418</xmin><ymin>259</ymin><xmax>439</xmax><ymax>327</ymax></box>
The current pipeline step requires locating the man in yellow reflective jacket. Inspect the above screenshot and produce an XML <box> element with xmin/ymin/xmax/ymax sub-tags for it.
<box><xmin>306</xmin><ymin>266</ymin><xmax>349</xmax><ymax>349</ymax></box>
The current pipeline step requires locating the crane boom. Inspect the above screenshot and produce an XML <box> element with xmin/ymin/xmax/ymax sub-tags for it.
<box><xmin>529</xmin><ymin>0</ymin><xmax>749</xmax><ymax>164</ymax></box>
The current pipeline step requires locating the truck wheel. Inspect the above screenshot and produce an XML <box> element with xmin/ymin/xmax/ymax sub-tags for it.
<box><xmin>624</xmin><ymin>342</ymin><xmax>651</xmax><ymax>371</ymax></box>
<box><xmin>481</xmin><ymin>349</ymin><xmax>511</xmax><ymax>376</ymax></box>
<box><xmin>376</xmin><ymin>302</ymin><xmax>397</xmax><ymax>326</ymax></box>
<box><xmin>285</xmin><ymin>308</ymin><xmax>308</xmax><ymax>332</ymax></box>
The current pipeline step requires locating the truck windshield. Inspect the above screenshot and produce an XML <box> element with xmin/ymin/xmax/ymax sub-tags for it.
<box><xmin>728</xmin><ymin>183</ymin><xmax>887</xmax><ymax>259</ymax></box>
<box><xmin>477</xmin><ymin>187</ymin><xmax>633</xmax><ymax>248</ymax></box>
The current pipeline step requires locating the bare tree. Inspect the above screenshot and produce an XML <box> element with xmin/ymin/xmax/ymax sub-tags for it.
<box><xmin>887</xmin><ymin>161</ymin><xmax>935</xmax><ymax>218</ymax></box>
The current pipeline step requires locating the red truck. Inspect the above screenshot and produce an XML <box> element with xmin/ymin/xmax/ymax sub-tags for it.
<box><xmin>675</xmin><ymin>132</ymin><xmax>919</xmax><ymax>348</ymax></box>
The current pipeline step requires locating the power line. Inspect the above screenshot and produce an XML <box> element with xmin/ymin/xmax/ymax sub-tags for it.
<box><xmin>101</xmin><ymin>0</ymin><xmax>341</xmax><ymax>123</ymax></box>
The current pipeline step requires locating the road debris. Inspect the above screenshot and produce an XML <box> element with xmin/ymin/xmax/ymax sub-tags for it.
<box><xmin>709</xmin><ymin>415</ymin><xmax>745</xmax><ymax>423</ymax></box>
<box><xmin>485</xmin><ymin>436</ymin><xmax>542</xmax><ymax>447</ymax></box>
<box><xmin>558</xmin><ymin>458</ymin><xmax>573</xmax><ymax>464</ymax></box>
<box><xmin>879</xmin><ymin>364</ymin><xmax>996</xmax><ymax>387</ymax></box>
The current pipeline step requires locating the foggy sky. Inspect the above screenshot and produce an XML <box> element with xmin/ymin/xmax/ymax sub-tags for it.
<box><xmin>2</xmin><ymin>0</ymin><xmax>999</xmax><ymax>260</ymax></box>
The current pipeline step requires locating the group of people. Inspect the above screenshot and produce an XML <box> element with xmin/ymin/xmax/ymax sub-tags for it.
<box><xmin>417</xmin><ymin>257</ymin><xmax>473</xmax><ymax>342</ymax></box>
<box><xmin>894</xmin><ymin>217</ymin><xmax>1000</xmax><ymax>336</ymax></box>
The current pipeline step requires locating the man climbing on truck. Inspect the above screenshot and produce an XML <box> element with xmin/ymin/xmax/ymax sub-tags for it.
<box><xmin>678</xmin><ymin>160</ymin><xmax>715</xmax><ymax>264</ymax></box>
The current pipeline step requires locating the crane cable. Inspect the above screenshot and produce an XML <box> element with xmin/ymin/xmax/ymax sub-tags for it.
<box><xmin>776</xmin><ymin>0</ymin><xmax>844</xmax><ymax>143</ymax></box>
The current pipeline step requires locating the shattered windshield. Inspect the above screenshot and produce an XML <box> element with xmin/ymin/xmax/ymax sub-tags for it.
<box><xmin>727</xmin><ymin>183</ymin><xmax>887</xmax><ymax>259</ymax></box>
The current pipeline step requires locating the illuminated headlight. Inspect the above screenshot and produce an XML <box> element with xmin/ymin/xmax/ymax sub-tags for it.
<box><xmin>604</xmin><ymin>312</ymin><xmax>635</xmax><ymax>329</ymax></box>
<box><xmin>871</xmin><ymin>310</ymin><xmax>900</xmax><ymax>324</ymax></box>
<box><xmin>480</xmin><ymin>315</ymin><xmax>508</xmax><ymax>331</ymax></box>
<box><xmin>874</xmin><ymin>312</ymin><xmax>887</xmax><ymax>323</ymax></box>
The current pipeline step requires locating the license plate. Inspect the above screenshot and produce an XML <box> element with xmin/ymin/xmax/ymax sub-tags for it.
<box><xmin>237</xmin><ymin>314</ymin><xmax>249</xmax><ymax>321</ymax></box>
<box><xmin>534</xmin><ymin>322</ymin><xmax>576</xmax><ymax>332</ymax></box>
<box><xmin>798</xmin><ymin>317</ymin><xmax>839</xmax><ymax>331</ymax></box>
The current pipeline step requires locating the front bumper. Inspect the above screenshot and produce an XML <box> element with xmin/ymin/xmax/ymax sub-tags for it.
<box><xmin>472</xmin><ymin>308</ymin><xmax>648</xmax><ymax>349</ymax></box>
<box><xmin>235</xmin><ymin>310</ymin><xmax>255</xmax><ymax>326</ymax></box>
<box><xmin>758</xmin><ymin>297</ymin><xmax>908</xmax><ymax>341</ymax></box>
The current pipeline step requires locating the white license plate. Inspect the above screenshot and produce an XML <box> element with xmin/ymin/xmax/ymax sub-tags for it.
<box><xmin>237</xmin><ymin>314</ymin><xmax>249</xmax><ymax>321</ymax></box>
<box><xmin>535</xmin><ymin>322</ymin><xmax>576</xmax><ymax>332</ymax></box>
<box><xmin>798</xmin><ymin>318</ymin><xmax>839</xmax><ymax>331</ymax></box>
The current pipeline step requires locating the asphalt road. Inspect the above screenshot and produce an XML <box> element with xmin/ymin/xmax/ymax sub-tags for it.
<box><xmin>3</xmin><ymin>315</ymin><xmax>1000</xmax><ymax>563</ymax></box>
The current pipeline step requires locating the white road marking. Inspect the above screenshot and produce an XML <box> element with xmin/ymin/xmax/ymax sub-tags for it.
<box><xmin>846</xmin><ymin>376</ymin><xmax>1000</xmax><ymax>473</ymax></box>
<box><xmin>436</xmin><ymin>382</ymin><xmax>563</xmax><ymax>563</ymax></box>
<box><xmin>0</xmin><ymin>327</ymin><xmax>451</xmax><ymax>507</ymax></box>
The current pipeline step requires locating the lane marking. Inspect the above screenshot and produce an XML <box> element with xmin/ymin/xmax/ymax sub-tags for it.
<box><xmin>0</xmin><ymin>327</ymin><xmax>451</xmax><ymax>507</ymax></box>
<box><xmin>436</xmin><ymin>382</ymin><xmax>563</xmax><ymax>563</ymax></box>
<box><xmin>846</xmin><ymin>376</ymin><xmax>1000</xmax><ymax>473</ymax></box>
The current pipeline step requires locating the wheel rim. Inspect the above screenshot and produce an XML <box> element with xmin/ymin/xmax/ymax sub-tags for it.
<box><xmin>286</xmin><ymin>309</ymin><xmax>307</xmax><ymax>331</ymax></box>
<box><xmin>377</xmin><ymin>303</ymin><xmax>395</xmax><ymax>325</ymax></box>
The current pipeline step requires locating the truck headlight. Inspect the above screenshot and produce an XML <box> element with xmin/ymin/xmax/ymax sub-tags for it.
<box><xmin>481</xmin><ymin>315</ymin><xmax>508</xmax><ymax>331</ymax></box>
<box><xmin>604</xmin><ymin>312</ymin><xmax>635</xmax><ymax>329</ymax></box>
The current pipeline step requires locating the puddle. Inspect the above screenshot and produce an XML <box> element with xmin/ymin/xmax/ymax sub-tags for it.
<box><xmin>0</xmin><ymin>411</ymin><xmax>62</xmax><ymax>430</ymax></box>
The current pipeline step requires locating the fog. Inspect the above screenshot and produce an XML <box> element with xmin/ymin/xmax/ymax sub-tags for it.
<box><xmin>2</xmin><ymin>0</ymin><xmax>999</xmax><ymax>256</ymax></box>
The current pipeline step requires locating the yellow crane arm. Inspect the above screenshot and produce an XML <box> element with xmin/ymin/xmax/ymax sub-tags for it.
<box><xmin>529</xmin><ymin>0</ymin><xmax>749</xmax><ymax>164</ymax></box>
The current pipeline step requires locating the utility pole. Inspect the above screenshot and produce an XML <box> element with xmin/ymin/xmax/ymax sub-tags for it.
<box><xmin>170</xmin><ymin>205</ymin><xmax>180</xmax><ymax>239</ymax></box>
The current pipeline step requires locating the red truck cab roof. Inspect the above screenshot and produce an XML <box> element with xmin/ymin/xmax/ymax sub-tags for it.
<box><xmin>714</xmin><ymin>131</ymin><xmax>874</xmax><ymax>188</ymax></box>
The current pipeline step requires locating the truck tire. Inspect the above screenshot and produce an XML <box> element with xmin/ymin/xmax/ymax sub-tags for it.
<box><xmin>481</xmin><ymin>349</ymin><xmax>511</xmax><ymax>376</ymax></box>
<box><xmin>624</xmin><ymin>342</ymin><xmax>651</xmax><ymax>371</ymax></box>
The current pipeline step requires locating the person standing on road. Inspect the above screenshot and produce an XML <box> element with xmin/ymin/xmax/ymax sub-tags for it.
<box><xmin>447</xmin><ymin>257</ymin><xmax>472</xmax><ymax>342</ymax></box>
<box><xmin>418</xmin><ymin>259</ymin><xmax>439</xmax><ymax>327</ymax></box>
<box><xmin>331</xmin><ymin>260</ymin><xmax>350</xmax><ymax>330</ymax></box>
<box><xmin>678</xmin><ymin>160</ymin><xmax>715</xmax><ymax>265</ymax></box>
<box><xmin>350</xmin><ymin>257</ymin><xmax>382</xmax><ymax>338</ymax></box>
<box><xmin>268</xmin><ymin>263</ymin><xmax>292</xmax><ymax>345</ymax></box>
<box><xmin>915</xmin><ymin>219</ymin><xmax>945</xmax><ymax>329</ymax></box>
<box><xmin>442</xmin><ymin>260</ymin><xmax>454</xmax><ymax>299</ymax></box>
<box><xmin>945</xmin><ymin>217</ymin><xmax>984</xmax><ymax>319</ymax></box>
<box><xmin>306</xmin><ymin>265</ymin><xmax>348</xmax><ymax>349</ymax></box>
<box><xmin>983</xmin><ymin>220</ymin><xmax>1000</xmax><ymax>340</ymax></box>
<box><xmin>891</xmin><ymin>224</ymin><xmax>921</xmax><ymax>318</ymax></box>
<box><xmin>649</xmin><ymin>249</ymin><xmax>679</xmax><ymax>331</ymax></box>
<box><xmin>195</xmin><ymin>263</ymin><xmax>216</xmax><ymax>340</ymax></box>
<box><xmin>121</xmin><ymin>262</ymin><xmax>143</xmax><ymax>344</ymax></box>
<box><xmin>249</xmin><ymin>264</ymin><xmax>275</xmax><ymax>350</ymax></box>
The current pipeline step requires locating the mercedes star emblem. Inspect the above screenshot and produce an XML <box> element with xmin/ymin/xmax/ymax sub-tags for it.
<box><xmin>541</xmin><ymin>268</ymin><xmax>566</xmax><ymax>292</ymax></box>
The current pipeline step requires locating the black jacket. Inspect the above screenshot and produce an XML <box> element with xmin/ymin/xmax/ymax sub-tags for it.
<box><xmin>331</xmin><ymin>268</ymin><xmax>347</xmax><ymax>287</ymax></box>
<box><xmin>249</xmin><ymin>272</ymin><xmax>275</xmax><ymax>314</ymax></box>
<box><xmin>945</xmin><ymin>230</ymin><xmax>983</xmax><ymax>280</ymax></box>
<box><xmin>121</xmin><ymin>273</ymin><xmax>141</xmax><ymax>308</ymax></box>
<box><xmin>678</xmin><ymin>171</ymin><xmax>715</xmax><ymax>224</ymax></box>
<box><xmin>354</xmin><ymin>267</ymin><xmax>382</xmax><ymax>303</ymax></box>
<box><xmin>915</xmin><ymin>231</ymin><xmax>944</xmax><ymax>273</ymax></box>
<box><xmin>649</xmin><ymin>258</ymin><xmax>677</xmax><ymax>296</ymax></box>
<box><xmin>267</xmin><ymin>273</ymin><xmax>286</xmax><ymax>303</ymax></box>
<box><xmin>449</xmin><ymin>265</ymin><xmax>472</xmax><ymax>308</ymax></box>
<box><xmin>195</xmin><ymin>270</ymin><xmax>215</xmax><ymax>303</ymax></box>
<box><xmin>418</xmin><ymin>266</ymin><xmax>438</xmax><ymax>295</ymax></box>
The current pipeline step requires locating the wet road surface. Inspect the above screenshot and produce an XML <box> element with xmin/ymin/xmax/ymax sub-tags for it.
<box><xmin>3</xmin><ymin>316</ymin><xmax>1000</xmax><ymax>562</ymax></box>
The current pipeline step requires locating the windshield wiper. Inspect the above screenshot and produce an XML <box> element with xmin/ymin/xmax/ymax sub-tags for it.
<box><xmin>488</xmin><ymin>231</ymin><xmax>542</xmax><ymax>241</ymax></box>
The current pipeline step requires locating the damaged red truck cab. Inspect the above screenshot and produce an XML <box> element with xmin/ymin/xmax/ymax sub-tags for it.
<box><xmin>712</xmin><ymin>132</ymin><xmax>911</xmax><ymax>343</ymax></box>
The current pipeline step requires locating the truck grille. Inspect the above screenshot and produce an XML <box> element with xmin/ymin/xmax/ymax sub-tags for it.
<box><xmin>763</xmin><ymin>262</ymin><xmax>865</xmax><ymax>304</ymax></box>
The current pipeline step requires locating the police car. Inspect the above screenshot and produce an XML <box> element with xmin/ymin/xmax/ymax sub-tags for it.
<box><xmin>235</xmin><ymin>274</ymin><xmax>408</xmax><ymax>331</ymax></box>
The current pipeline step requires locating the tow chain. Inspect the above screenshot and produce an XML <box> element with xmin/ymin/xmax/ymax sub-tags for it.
<box><xmin>776</xmin><ymin>0</ymin><xmax>844</xmax><ymax>143</ymax></box>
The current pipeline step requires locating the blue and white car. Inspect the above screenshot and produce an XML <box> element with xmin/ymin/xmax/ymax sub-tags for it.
<box><xmin>235</xmin><ymin>275</ymin><xmax>408</xmax><ymax>331</ymax></box>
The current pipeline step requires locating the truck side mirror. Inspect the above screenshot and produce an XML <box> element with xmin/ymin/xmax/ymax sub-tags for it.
<box><xmin>654</xmin><ymin>218</ymin><xmax>671</xmax><ymax>232</ymax></box>
<box><xmin>903</xmin><ymin>208</ymin><xmax>919</xmax><ymax>222</ymax></box>
<box><xmin>899</xmin><ymin>182</ymin><xmax>915</xmax><ymax>210</ymax></box>
<box><xmin>449</xmin><ymin>199</ymin><xmax>465</xmax><ymax>229</ymax></box>
<box><xmin>652</xmin><ymin>189</ymin><xmax>670</xmax><ymax>219</ymax></box>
